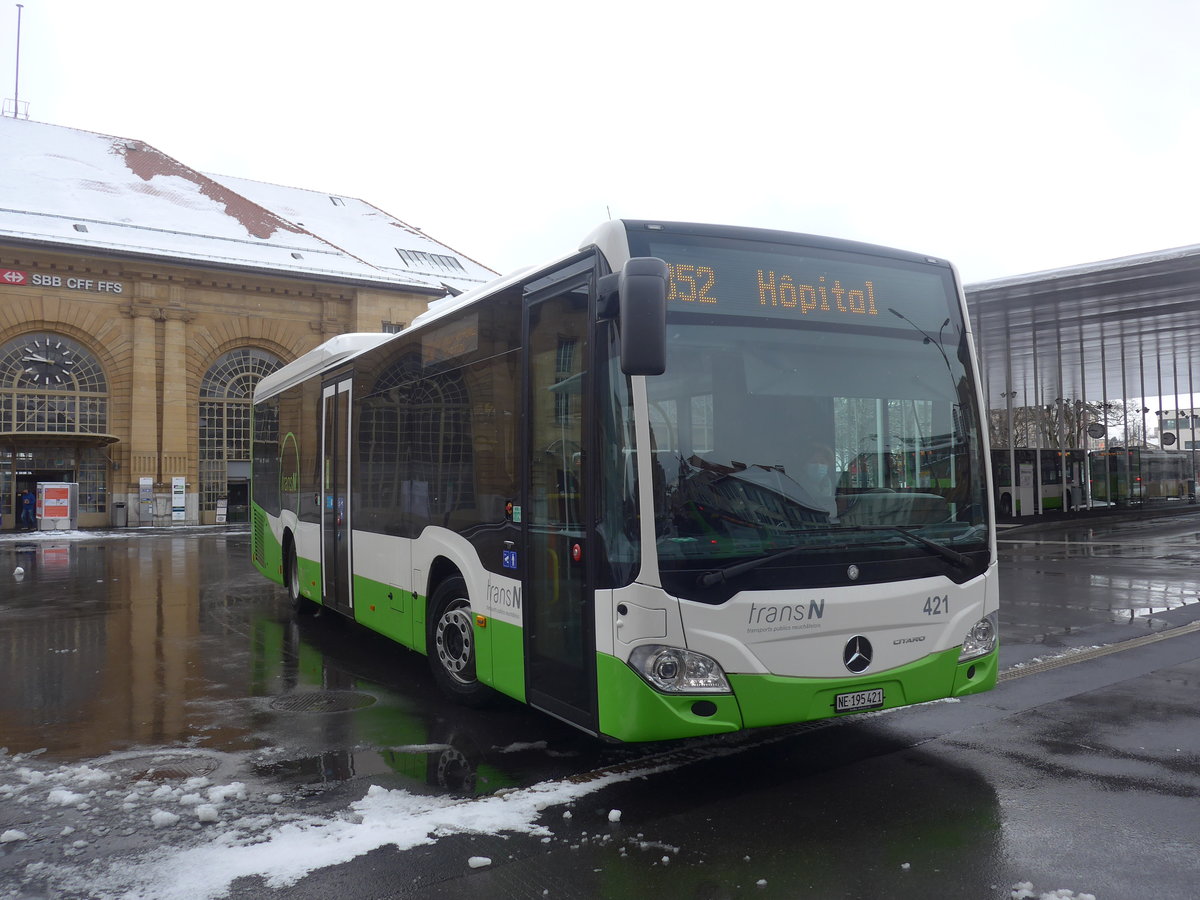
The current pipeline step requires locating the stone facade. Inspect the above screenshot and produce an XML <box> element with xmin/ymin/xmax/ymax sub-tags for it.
<box><xmin>0</xmin><ymin>244</ymin><xmax>435</xmax><ymax>528</ymax></box>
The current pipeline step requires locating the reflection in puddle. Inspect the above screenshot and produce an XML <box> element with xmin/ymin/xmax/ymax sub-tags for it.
<box><xmin>0</xmin><ymin>534</ymin><xmax>602</xmax><ymax>805</ymax></box>
<box><xmin>252</xmin><ymin>741</ymin><xmax>488</xmax><ymax>796</ymax></box>
<box><xmin>998</xmin><ymin>530</ymin><xmax>1200</xmax><ymax>646</ymax></box>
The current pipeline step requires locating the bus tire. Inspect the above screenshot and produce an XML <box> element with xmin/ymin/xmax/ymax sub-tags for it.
<box><xmin>428</xmin><ymin>576</ymin><xmax>491</xmax><ymax>707</ymax></box>
<box><xmin>284</xmin><ymin>537</ymin><xmax>314</xmax><ymax>614</ymax></box>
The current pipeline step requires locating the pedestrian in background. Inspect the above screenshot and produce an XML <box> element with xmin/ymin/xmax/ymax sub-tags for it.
<box><xmin>18</xmin><ymin>489</ymin><xmax>36</xmax><ymax>529</ymax></box>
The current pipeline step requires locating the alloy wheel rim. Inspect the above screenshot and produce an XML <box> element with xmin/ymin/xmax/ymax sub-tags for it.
<box><xmin>436</xmin><ymin>601</ymin><xmax>475</xmax><ymax>684</ymax></box>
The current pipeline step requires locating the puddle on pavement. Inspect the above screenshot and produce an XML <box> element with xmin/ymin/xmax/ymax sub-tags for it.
<box><xmin>0</xmin><ymin>534</ymin><xmax>601</xmax><ymax>801</ymax></box>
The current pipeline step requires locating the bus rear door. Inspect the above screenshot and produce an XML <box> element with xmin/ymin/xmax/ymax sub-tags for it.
<box><xmin>321</xmin><ymin>375</ymin><xmax>354</xmax><ymax>614</ymax></box>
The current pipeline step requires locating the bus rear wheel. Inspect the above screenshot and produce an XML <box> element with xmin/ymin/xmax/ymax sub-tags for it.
<box><xmin>284</xmin><ymin>538</ymin><xmax>314</xmax><ymax>614</ymax></box>
<box><xmin>428</xmin><ymin>577</ymin><xmax>491</xmax><ymax>707</ymax></box>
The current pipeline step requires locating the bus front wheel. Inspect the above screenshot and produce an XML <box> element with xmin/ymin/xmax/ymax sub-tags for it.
<box><xmin>428</xmin><ymin>577</ymin><xmax>491</xmax><ymax>707</ymax></box>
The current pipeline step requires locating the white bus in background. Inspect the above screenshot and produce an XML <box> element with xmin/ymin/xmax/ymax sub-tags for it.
<box><xmin>991</xmin><ymin>448</ymin><xmax>1087</xmax><ymax>517</ymax></box>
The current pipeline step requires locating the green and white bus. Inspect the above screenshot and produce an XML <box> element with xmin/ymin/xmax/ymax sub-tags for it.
<box><xmin>1089</xmin><ymin>447</ymin><xmax>1195</xmax><ymax>505</ymax></box>
<box><xmin>250</xmin><ymin>220</ymin><xmax>998</xmax><ymax>742</ymax></box>
<box><xmin>991</xmin><ymin>448</ymin><xmax>1088</xmax><ymax>517</ymax></box>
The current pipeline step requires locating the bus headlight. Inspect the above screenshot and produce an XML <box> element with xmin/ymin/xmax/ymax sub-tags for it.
<box><xmin>629</xmin><ymin>645</ymin><xmax>732</xmax><ymax>694</ymax></box>
<box><xmin>958</xmin><ymin>612</ymin><xmax>999</xmax><ymax>662</ymax></box>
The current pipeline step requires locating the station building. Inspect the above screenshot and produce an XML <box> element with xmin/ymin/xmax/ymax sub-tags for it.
<box><xmin>967</xmin><ymin>243</ymin><xmax>1200</xmax><ymax>514</ymax></box>
<box><xmin>0</xmin><ymin>117</ymin><xmax>495</xmax><ymax>529</ymax></box>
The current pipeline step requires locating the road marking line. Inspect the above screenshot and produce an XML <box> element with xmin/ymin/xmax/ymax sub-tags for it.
<box><xmin>998</xmin><ymin>539</ymin><xmax>1137</xmax><ymax>546</ymax></box>
<box><xmin>998</xmin><ymin>619</ymin><xmax>1200</xmax><ymax>682</ymax></box>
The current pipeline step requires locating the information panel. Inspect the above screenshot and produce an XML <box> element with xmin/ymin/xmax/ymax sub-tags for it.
<box><xmin>139</xmin><ymin>476</ymin><xmax>154</xmax><ymax>524</ymax></box>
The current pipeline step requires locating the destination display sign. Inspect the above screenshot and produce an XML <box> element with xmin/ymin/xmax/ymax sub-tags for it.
<box><xmin>645</xmin><ymin>237</ymin><xmax>955</xmax><ymax>331</ymax></box>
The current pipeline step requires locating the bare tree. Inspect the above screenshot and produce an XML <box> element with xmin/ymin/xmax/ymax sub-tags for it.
<box><xmin>989</xmin><ymin>399</ymin><xmax>1131</xmax><ymax>448</ymax></box>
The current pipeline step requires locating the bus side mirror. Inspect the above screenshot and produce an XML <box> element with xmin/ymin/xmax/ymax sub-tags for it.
<box><xmin>616</xmin><ymin>257</ymin><xmax>668</xmax><ymax>376</ymax></box>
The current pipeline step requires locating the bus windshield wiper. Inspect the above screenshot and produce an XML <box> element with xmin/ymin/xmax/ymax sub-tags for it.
<box><xmin>697</xmin><ymin>527</ymin><xmax>844</xmax><ymax>587</ymax></box>
<box><xmin>697</xmin><ymin>545</ymin><xmax>804</xmax><ymax>587</ymax></box>
<box><xmin>852</xmin><ymin>525</ymin><xmax>973</xmax><ymax>569</ymax></box>
<box><xmin>696</xmin><ymin>525</ymin><xmax>972</xmax><ymax>587</ymax></box>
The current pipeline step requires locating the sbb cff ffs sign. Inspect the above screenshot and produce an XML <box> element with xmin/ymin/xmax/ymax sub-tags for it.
<box><xmin>1</xmin><ymin>269</ymin><xmax>124</xmax><ymax>293</ymax></box>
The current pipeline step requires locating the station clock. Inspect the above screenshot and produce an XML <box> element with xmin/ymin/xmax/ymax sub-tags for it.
<box><xmin>20</xmin><ymin>340</ymin><xmax>75</xmax><ymax>385</ymax></box>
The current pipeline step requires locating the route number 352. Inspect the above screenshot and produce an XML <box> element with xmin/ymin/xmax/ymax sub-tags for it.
<box><xmin>923</xmin><ymin>595</ymin><xmax>949</xmax><ymax>615</ymax></box>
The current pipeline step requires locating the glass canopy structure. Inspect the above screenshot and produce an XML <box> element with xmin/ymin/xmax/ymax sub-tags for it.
<box><xmin>966</xmin><ymin>242</ymin><xmax>1200</xmax><ymax>514</ymax></box>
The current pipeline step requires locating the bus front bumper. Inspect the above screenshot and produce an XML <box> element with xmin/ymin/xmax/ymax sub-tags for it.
<box><xmin>595</xmin><ymin>645</ymin><xmax>998</xmax><ymax>742</ymax></box>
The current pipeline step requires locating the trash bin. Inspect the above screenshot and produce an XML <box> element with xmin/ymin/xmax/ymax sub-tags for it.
<box><xmin>112</xmin><ymin>501</ymin><xmax>127</xmax><ymax>527</ymax></box>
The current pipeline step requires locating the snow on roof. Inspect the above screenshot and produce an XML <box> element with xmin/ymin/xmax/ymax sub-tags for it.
<box><xmin>0</xmin><ymin>117</ymin><xmax>495</xmax><ymax>292</ymax></box>
<box><xmin>207</xmin><ymin>173</ymin><xmax>496</xmax><ymax>292</ymax></box>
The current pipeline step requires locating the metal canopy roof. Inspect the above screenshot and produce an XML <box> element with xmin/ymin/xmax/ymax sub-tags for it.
<box><xmin>966</xmin><ymin>242</ymin><xmax>1200</xmax><ymax>414</ymax></box>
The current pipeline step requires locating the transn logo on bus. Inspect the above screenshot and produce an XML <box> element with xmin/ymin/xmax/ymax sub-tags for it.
<box><xmin>746</xmin><ymin>599</ymin><xmax>825</xmax><ymax>624</ymax></box>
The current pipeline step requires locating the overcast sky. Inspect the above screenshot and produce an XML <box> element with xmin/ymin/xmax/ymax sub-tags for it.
<box><xmin>3</xmin><ymin>0</ymin><xmax>1199</xmax><ymax>283</ymax></box>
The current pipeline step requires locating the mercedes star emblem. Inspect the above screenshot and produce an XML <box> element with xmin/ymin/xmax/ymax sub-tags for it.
<box><xmin>843</xmin><ymin>635</ymin><xmax>873</xmax><ymax>673</ymax></box>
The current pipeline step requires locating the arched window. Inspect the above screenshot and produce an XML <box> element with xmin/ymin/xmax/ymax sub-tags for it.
<box><xmin>0</xmin><ymin>333</ymin><xmax>108</xmax><ymax>431</ymax></box>
<box><xmin>0</xmin><ymin>333</ymin><xmax>110</xmax><ymax>514</ymax></box>
<box><xmin>199</xmin><ymin>348</ymin><xmax>282</xmax><ymax>516</ymax></box>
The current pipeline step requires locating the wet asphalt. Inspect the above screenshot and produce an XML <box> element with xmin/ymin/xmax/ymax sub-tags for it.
<box><xmin>1</xmin><ymin>511</ymin><xmax>1199</xmax><ymax>899</ymax></box>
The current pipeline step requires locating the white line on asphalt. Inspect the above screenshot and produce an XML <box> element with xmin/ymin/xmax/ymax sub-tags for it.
<box><xmin>998</xmin><ymin>539</ymin><xmax>1136</xmax><ymax>546</ymax></box>
<box><xmin>997</xmin><ymin>619</ymin><xmax>1200</xmax><ymax>682</ymax></box>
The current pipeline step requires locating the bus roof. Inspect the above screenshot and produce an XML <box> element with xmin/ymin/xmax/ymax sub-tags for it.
<box><xmin>254</xmin><ymin>332</ymin><xmax>395</xmax><ymax>403</ymax></box>
<box><xmin>410</xmin><ymin>220</ymin><xmax>951</xmax><ymax>332</ymax></box>
<box><xmin>613</xmin><ymin>219</ymin><xmax>951</xmax><ymax>266</ymax></box>
<box><xmin>410</xmin><ymin>220</ymin><xmax>636</xmax><ymax>332</ymax></box>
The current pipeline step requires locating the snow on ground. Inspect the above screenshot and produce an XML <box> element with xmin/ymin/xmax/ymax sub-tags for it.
<box><xmin>1010</xmin><ymin>883</ymin><xmax>1097</xmax><ymax>900</ymax></box>
<box><xmin>0</xmin><ymin>745</ymin><xmax>679</xmax><ymax>900</ymax></box>
<box><xmin>2</xmin><ymin>723</ymin><xmax>1110</xmax><ymax>900</ymax></box>
<box><xmin>1</xmin><ymin>526</ymin><xmax>247</xmax><ymax>545</ymax></box>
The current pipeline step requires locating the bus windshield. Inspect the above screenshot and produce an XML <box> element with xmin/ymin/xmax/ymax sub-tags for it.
<box><xmin>633</xmin><ymin>233</ymin><xmax>988</xmax><ymax>597</ymax></box>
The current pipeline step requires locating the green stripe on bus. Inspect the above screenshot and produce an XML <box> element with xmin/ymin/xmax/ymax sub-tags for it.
<box><xmin>595</xmin><ymin>645</ymin><xmax>997</xmax><ymax>741</ymax></box>
<box><xmin>250</xmin><ymin>503</ymin><xmax>283</xmax><ymax>584</ymax></box>
<box><xmin>596</xmin><ymin>653</ymin><xmax>744</xmax><ymax>742</ymax></box>
<box><xmin>729</xmin><ymin>645</ymin><xmax>997</xmax><ymax>728</ymax></box>
<box><xmin>349</xmin><ymin>573</ymin><xmax>527</xmax><ymax>704</ymax></box>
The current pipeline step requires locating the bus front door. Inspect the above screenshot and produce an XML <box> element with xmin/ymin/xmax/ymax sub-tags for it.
<box><xmin>523</xmin><ymin>276</ymin><xmax>597</xmax><ymax>732</ymax></box>
<box><xmin>321</xmin><ymin>377</ymin><xmax>354</xmax><ymax>614</ymax></box>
